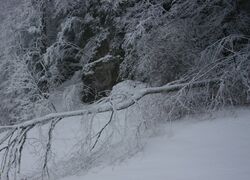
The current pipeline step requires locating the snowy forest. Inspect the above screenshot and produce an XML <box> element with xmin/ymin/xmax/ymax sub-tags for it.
<box><xmin>0</xmin><ymin>0</ymin><xmax>250</xmax><ymax>179</ymax></box>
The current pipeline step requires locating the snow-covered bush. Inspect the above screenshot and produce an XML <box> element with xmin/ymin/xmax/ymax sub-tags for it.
<box><xmin>0</xmin><ymin>0</ymin><xmax>52</xmax><ymax>125</ymax></box>
<box><xmin>119</xmin><ymin>0</ymin><xmax>250</xmax><ymax>86</ymax></box>
<box><xmin>42</xmin><ymin>42</ymin><xmax>82</xmax><ymax>88</ymax></box>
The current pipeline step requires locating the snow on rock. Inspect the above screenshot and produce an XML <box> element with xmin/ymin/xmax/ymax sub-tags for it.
<box><xmin>111</xmin><ymin>80</ymin><xmax>147</xmax><ymax>96</ymax></box>
<box><xmin>61</xmin><ymin>108</ymin><xmax>250</xmax><ymax>180</ymax></box>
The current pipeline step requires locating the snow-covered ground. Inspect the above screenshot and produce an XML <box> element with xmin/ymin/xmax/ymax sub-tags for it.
<box><xmin>61</xmin><ymin>108</ymin><xmax>250</xmax><ymax>180</ymax></box>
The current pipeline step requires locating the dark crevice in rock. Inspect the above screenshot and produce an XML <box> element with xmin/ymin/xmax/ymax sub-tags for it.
<box><xmin>81</xmin><ymin>55</ymin><xmax>123</xmax><ymax>102</ymax></box>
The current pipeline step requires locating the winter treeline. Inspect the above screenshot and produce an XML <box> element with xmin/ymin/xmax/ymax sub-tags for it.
<box><xmin>0</xmin><ymin>0</ymin><xmax>249</xmax><ymax>125</ymax></box>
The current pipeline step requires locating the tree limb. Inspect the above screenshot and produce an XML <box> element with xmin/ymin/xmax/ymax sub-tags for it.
<box><xmin>0</xmin><ymin>79</ymin><xmax>216</xmax><ymax>131</ymax></box>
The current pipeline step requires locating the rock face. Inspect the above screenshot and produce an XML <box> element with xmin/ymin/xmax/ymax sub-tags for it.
<box><xmin>39</xmin><ymin>2</ymin><xmax>126</xmax><ymax>102</ymax></box>
<box><xmin>44</xmin><ymin>0</ymin><xmax>250</xmax><ymax>102</ymax></box>
<box><xmin>15</xmin><ymin>0</ymin><xmax>250</xmax><ymax>103</ymax></box>
<box><xmin>81</xmin><ymin>55</ymin><xmax>122</xmax><ymax>102</ymax></box>
<box><xmin>238</xmin><ymin>0</ymin><xmax>250</xmax><ymax>13</ymax></box>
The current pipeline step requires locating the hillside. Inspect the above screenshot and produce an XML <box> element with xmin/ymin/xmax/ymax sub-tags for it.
<box><xmin>63</xmin><ymin>108</ymin><xmax>250</xmax><ymax>180</ymax></box>
<box><xmin>0</xmin><ymin>0</ymin><xmax>250</xmax><ymax>180</ymax></box>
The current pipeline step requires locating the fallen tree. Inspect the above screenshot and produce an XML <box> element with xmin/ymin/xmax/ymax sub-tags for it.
<box><xmin>0</xmin><ymin>78</ymin><xmax>216</xmax><ymax>180</ymax></box>
<box><xmin>0</xmin><ymin>79</ymin><xmax>214</xmax><ymax>131</ymax></box>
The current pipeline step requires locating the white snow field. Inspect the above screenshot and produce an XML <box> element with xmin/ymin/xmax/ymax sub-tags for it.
<box><xmin>61</xmin><ymin>108</ymin><xmax>250</xmax><ymax>180</ymax></box>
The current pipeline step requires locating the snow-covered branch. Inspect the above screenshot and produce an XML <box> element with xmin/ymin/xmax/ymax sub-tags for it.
<box><xmin>0</xmin><ymin>79</ymin><xmax>215</xmax><ymax>131</ymax></box>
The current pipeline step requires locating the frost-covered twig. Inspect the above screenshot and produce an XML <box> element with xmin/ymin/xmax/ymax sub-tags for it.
<box><xmin>91</xmin><ymin>110</ymin><xmax>114</xmax><ymax>151</ymax></box>
<box><xmin>42</xmin><ymin>118</ymin><xmax>61</xmax><ymax>180</ymax></box>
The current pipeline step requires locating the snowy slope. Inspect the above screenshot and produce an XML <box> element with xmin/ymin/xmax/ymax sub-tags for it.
<box><xmin>61</xmin><ymin>108</ymin><xmax>250</xmax><ymax>180</ymax></box>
